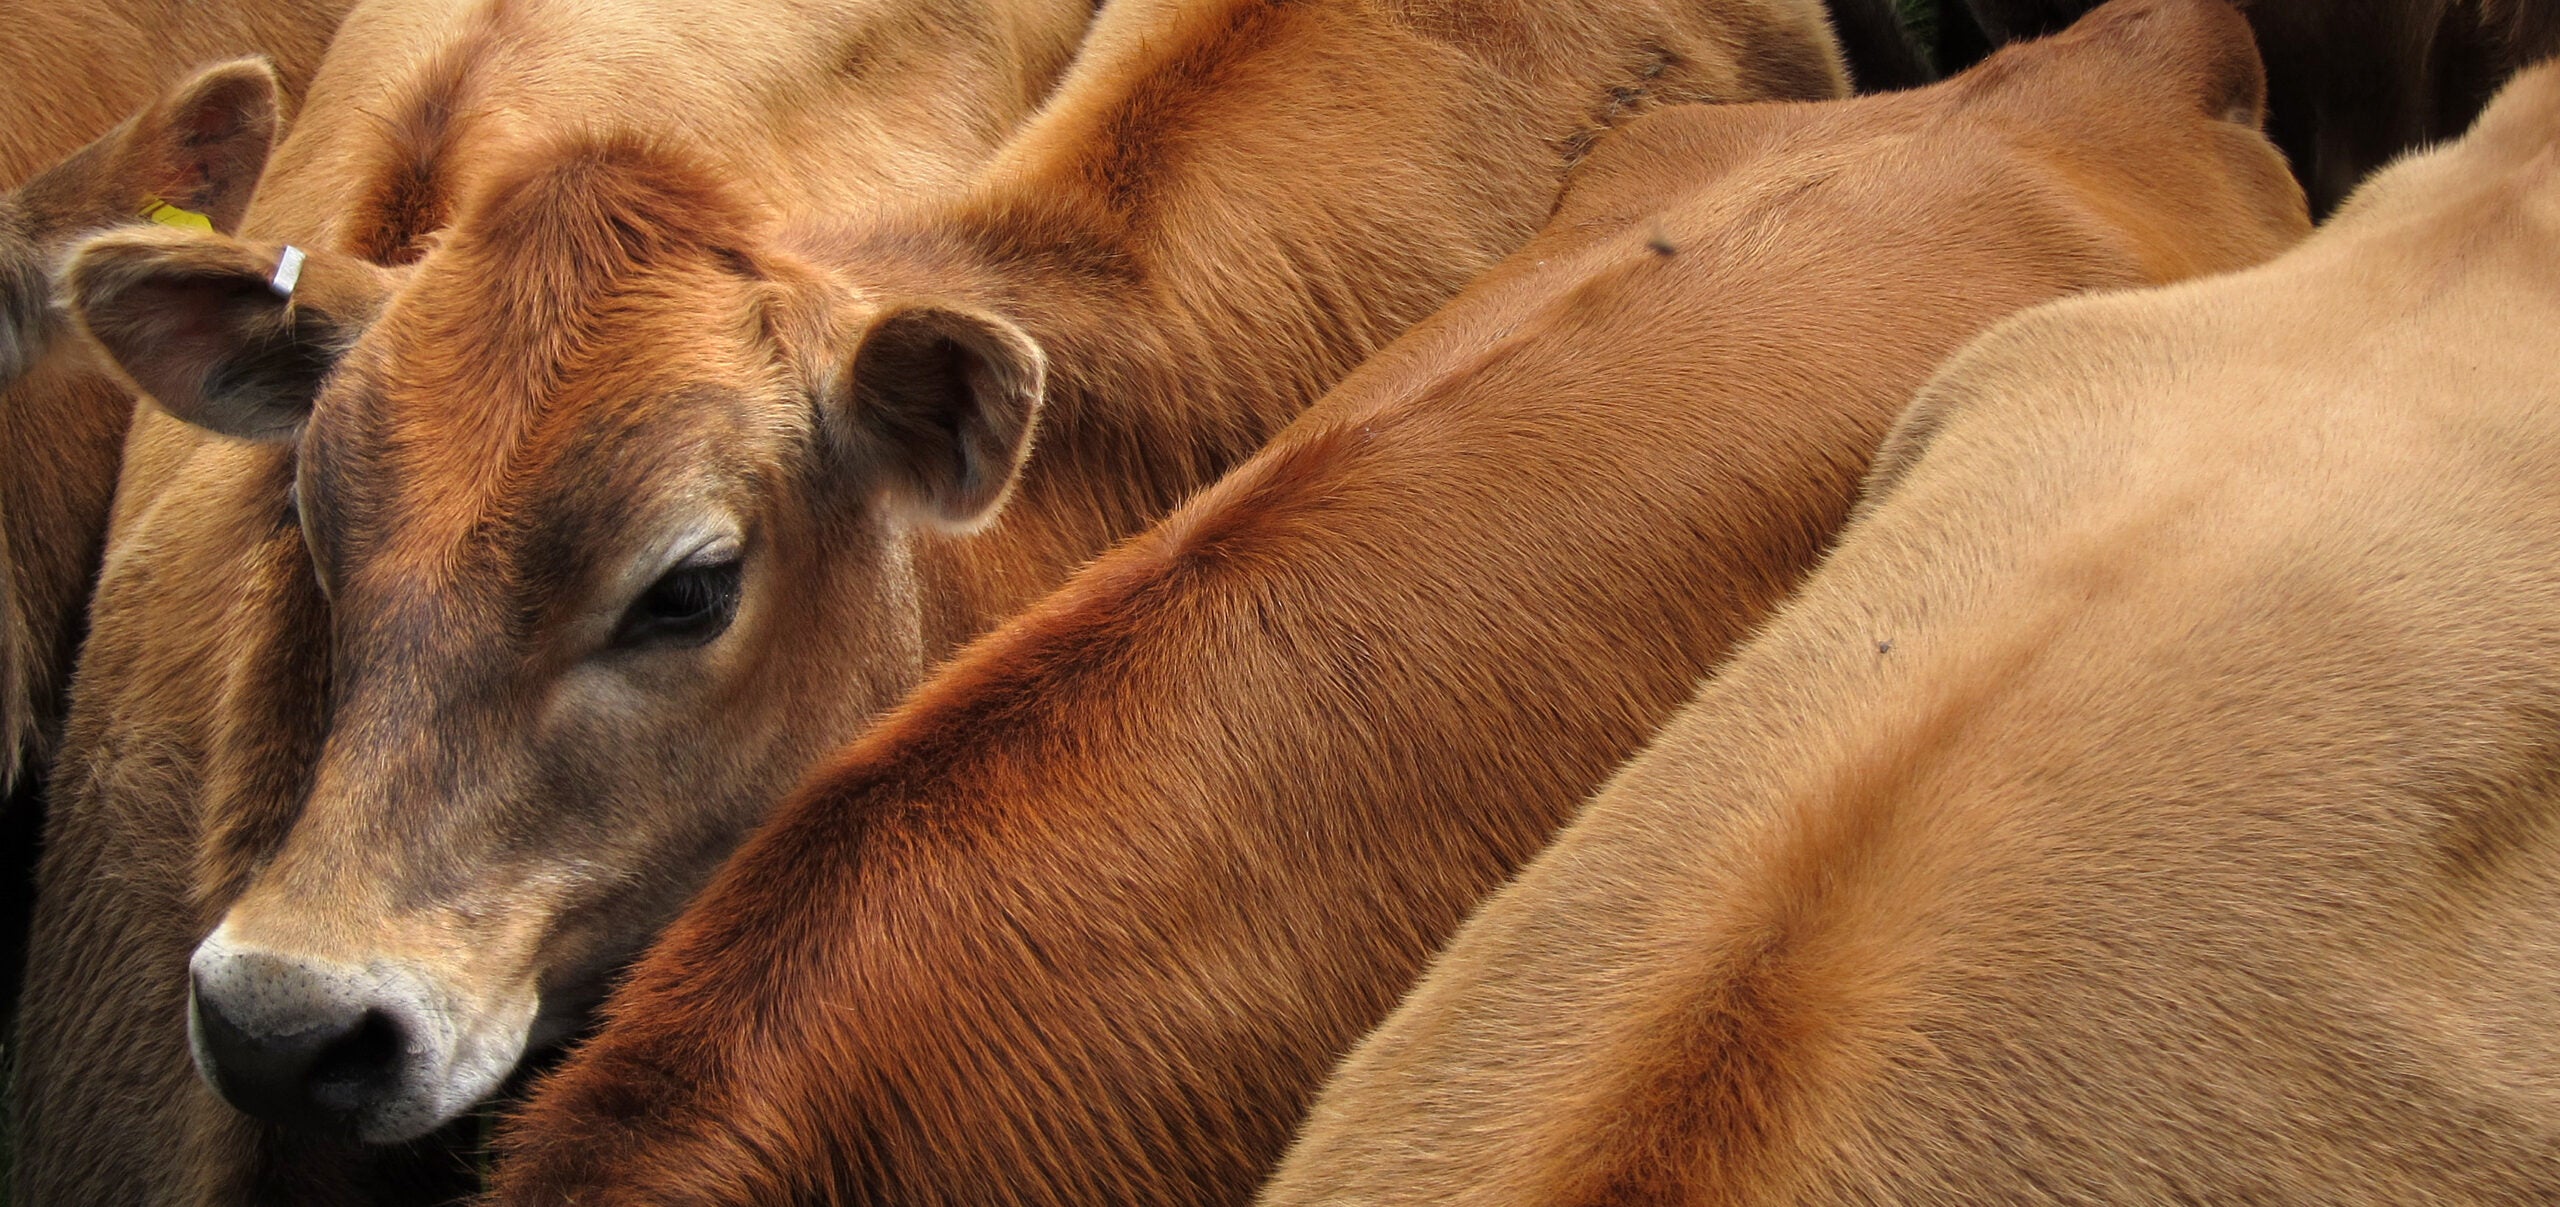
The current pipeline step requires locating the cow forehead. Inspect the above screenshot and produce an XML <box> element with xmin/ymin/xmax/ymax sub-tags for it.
<box><xmin>317</xmin><ymin>132</ymin><xmax>796</xmax><ymax>495</ymax></box>
<box><xmin>306</xmin><ymin>251</ymin><xmax>791</xmax><ymax>534</ymax></box>
<box><xmin>299</xmin><ymin>362</ymin><xmax>787</xmax><ymax>639</ymax></box>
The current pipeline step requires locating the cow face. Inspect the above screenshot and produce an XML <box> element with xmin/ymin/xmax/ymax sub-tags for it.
<box><xmin>66</xmin><ymin>140</ymin><xmax>1043</xmax><ymax>1141</ymax></box>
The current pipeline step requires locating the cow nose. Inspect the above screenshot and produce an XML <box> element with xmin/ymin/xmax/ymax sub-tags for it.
<box><xmin>187</xmin><ymin>945</ymin><xmax>415</xmax><ymax>1134</ymax></box>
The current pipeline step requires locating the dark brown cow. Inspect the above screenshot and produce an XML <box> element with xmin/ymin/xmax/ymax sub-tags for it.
<box><xmin>489</xmin><ymin>1</ymin><xmax>2307</xmax><ymax>1202</ymax></box>
<box><xmin>1265</xmin><ymin>50</ymin><xmax>2560</xmax><ymax>1207</ymax></box>
<box><xmin>29</xmin><ymin>0</ymin><xmax>1845</xmax><ymax>1202</ymax></box>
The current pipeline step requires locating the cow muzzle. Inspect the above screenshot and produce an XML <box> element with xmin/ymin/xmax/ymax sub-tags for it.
<box><xmin>186</xmin><ymin>924</ymin><xmax>535</xmax><ymax>1141</ymax></box>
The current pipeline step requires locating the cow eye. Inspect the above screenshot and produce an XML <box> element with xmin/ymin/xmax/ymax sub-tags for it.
<box><xmin>615</xmin><ymin>556</ymin><xmax>743</xmax><ymax>648</ymax></box>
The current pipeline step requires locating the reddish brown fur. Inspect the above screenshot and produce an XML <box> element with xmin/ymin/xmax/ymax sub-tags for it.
<box><xmin>332</xmin><ymin>24</ymin><xmax>483</xmax><ymax>267</ymax></box>
<box><xmin>27</xmin><ymin>0</ymin><xmax>1846</xmax><ymax>1202</ymax></box>
<box><xmin>1264</xmin><ymin>38</ymin><xmax>2560</xmax><ymax>1207</ymax></box>
<box><xmin>489</xmin><ymin>2</ymin><xmax>2306</xmax><ymax>1202</ymax></box>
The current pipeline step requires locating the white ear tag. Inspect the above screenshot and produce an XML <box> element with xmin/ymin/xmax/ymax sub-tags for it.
<box><xmin>269</xmin><ymin>245</ymin><xmax>306</xmax><ymax>300</ymax></box>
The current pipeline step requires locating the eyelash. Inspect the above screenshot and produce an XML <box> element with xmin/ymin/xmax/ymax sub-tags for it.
<box><xmin>613</xmin><ymin>557</ymin><xmax>745</xmax><ymax>648</ymax></box>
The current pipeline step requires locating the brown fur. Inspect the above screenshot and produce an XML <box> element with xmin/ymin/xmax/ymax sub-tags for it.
<box><xmin>1264</xmin><ymin>44</ymin><xmax>2560</xmax><ymax>1207</ymax></box>
<box><xmin>0</xmin><ymin>58</ymin><xmax>286</xmax><ymax>1085</ymax></box>
<box><xmin>28</xmin><ymin>0</ymin><xmax>1847</xmax><ymax>1200</ymax></box>
<box><xmin>0</xmin><ymin>0</ymin><xmax>353</xmax><ymax>804</ymax></box>
<box><xmin>1</xmin><ymin>61</ymin><xmax>282</xmax><ymax>791</ymax></box>
<box><xmin>487</xmin><ymin>2</ymin><xmax>2305</xmax><ymax>1202</ymax></box>
<box><xmin>1947</xmin><ymin>0</ymin><xmax>2560</xmax><ymax>213</ymax></box>
<box><xmin>0</xmin><ymin>0</ymin><xmax>342</xmax><ymax>1056</ymax></box>
<box><xmin>0</xmin><ymin>0</ymin><xmax>347</xmax><ymax>189</ymax></box>
<box><xmin>14</xmin><ymin>0</ymin><xmax>1096</xmax><ymax>1200</ymax></box>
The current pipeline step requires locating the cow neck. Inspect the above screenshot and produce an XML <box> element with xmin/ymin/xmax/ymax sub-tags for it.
<box><xmin>780</xmin><ymin>0</ymin><xmax>1672</xmax><ymax>638</ymax></box>
<box><xmin>810</xmin><ymin>170</ymin><xmax>1445</xmax><ymax>646</ymax></box>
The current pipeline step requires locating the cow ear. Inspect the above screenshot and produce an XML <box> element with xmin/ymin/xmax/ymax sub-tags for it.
<box><xmin>66</xmin><ymin>227</ymin><xmax>391</xmax><ymax>441</ymax></box>
<box><xmin>119</xmin><ymin>57</ymin><xmax>281</xmax><ymax>234</ymax></box>
<box><xmin>2055</xmin><ymin>0</ymin><xmax>2268</xmax><ymax>129</ymax></box>
<box><xmin>0</xmin><ymin>59</ymin><xmax>280</xmax><ymax>385</ymax></box>
<box><xmin>838</xmin><ymin>300</ymin><xmax>1045</xmax><ymax>530</ymax></box>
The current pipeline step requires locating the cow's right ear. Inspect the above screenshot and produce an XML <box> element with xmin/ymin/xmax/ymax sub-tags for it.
<box><xmin>0</xmin><ymin>59</ymin><xmax>281</xmax><ymax>386</ymax></box>
<box><xmin>65</xmin><ymin>228</ymin><xmax>392</xmax><ymax>441</ymax></box>
<box><xmin>114</xmin><ymin>57</ymin><xmax>282</xmax><ymax>235</ymax></box>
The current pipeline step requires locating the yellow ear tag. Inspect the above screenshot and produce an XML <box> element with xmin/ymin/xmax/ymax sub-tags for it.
<box><xmin>139</xmin><ymin>197</ymin><xmax>213</xmax><ymax>232</ymax></box>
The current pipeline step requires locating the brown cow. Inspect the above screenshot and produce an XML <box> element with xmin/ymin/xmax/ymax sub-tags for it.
<box><xmin>15</xmin><ymin>0</ymin><xmax>1095</xmax><ymax>1201</ymax></box>
<box><xmin>0</xmin><ymin>61</ymin><xmax>282</xmax><ymax>1018</ymax></box>
<box><xmin>1937</xmin><ymin>0</ymin><xmax>2560</xmax><ymax>212</ymax></box>
<box><xmin>2</xmin><ymin>63</ymin><xmax>278</xmax><ymax>768</ymax></box>
<box><xmin>0</xmin><ymin>0</ymin><xmax>350</xmax><ymax>189</ymax></box>
<box><xmin>0</xmin><ymin>0</ymin><xmax>356</xmax><ymax>787</ymax></box>
<box><xmin>0</xmin><ymin>0</ymin><xmax>355</xmax><ymax>1042</ymax></box>
<box><xmin>29</xmin><ymin>0</ymin><xmax>1844</xmax><ymax>1201</ymax></box>
<box><xmin>1262</xmin><ymin>49</ymin><xmax>2560</xmax><ymax>1207</ymax></box>
<box><xmin>487</xmin><ymin>1</ymin><xmax>2307</xmax><ymax>1202</ymax></box>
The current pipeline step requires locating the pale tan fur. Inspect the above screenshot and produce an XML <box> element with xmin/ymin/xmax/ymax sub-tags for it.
<box><xmin>13</xmin><ymin>0</ymin><xmax>1092</xmax><ymax>1201</ymax></box>
<box><xmin>1265</xmin><ymin>56</ymin><xmax>2560</xmax><ymax>1207</ymax></box>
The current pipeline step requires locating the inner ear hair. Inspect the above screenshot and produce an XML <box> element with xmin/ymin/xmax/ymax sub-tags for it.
<box><xmin>130</xmin><ymin>58</ymin><xmax>282</xmax><ymax>234</ymax></box>
<box><xmin>67</xmin><ymin>227</ymin><xmax>371</xmax><ymax>442</ymax></box>
<box><xmin>842</xmin><ymin>301</ymin><xmax>1046</xmax><ymax>531</ymax></box>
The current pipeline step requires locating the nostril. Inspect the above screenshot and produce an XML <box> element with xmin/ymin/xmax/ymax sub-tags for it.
<box><xmin>305</xmin><ymin>1009</ymin><xmax>408</xmax><ymax>1114</ymax></box>
<box><xmin>190</xmin><ymin>961</ymin><xmax>414</xmax><ymax>1134</ymax></box>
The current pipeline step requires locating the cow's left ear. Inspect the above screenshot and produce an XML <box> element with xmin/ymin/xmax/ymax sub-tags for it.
<box><xmin>836</xmin><ymin>299</ymin><xmax>1045</xmax><ymax>531</ymax></box>
<box><xmin>67</xmin><ymin>227</ymin><xmax>392</xmax><ymax>441</ymax></box>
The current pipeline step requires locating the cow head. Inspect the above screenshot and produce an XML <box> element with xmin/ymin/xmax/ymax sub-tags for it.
<box><xmin>66</xmin><ymin>135</ymin><xmax>1044</xmax><ymax>1141</ymax></box>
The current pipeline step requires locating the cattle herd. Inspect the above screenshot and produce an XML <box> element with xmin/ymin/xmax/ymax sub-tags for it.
<box><xmin>1</xmin><ymin>0</ymin><xmax>2557</xmax><ymax>1201</ymax></box>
